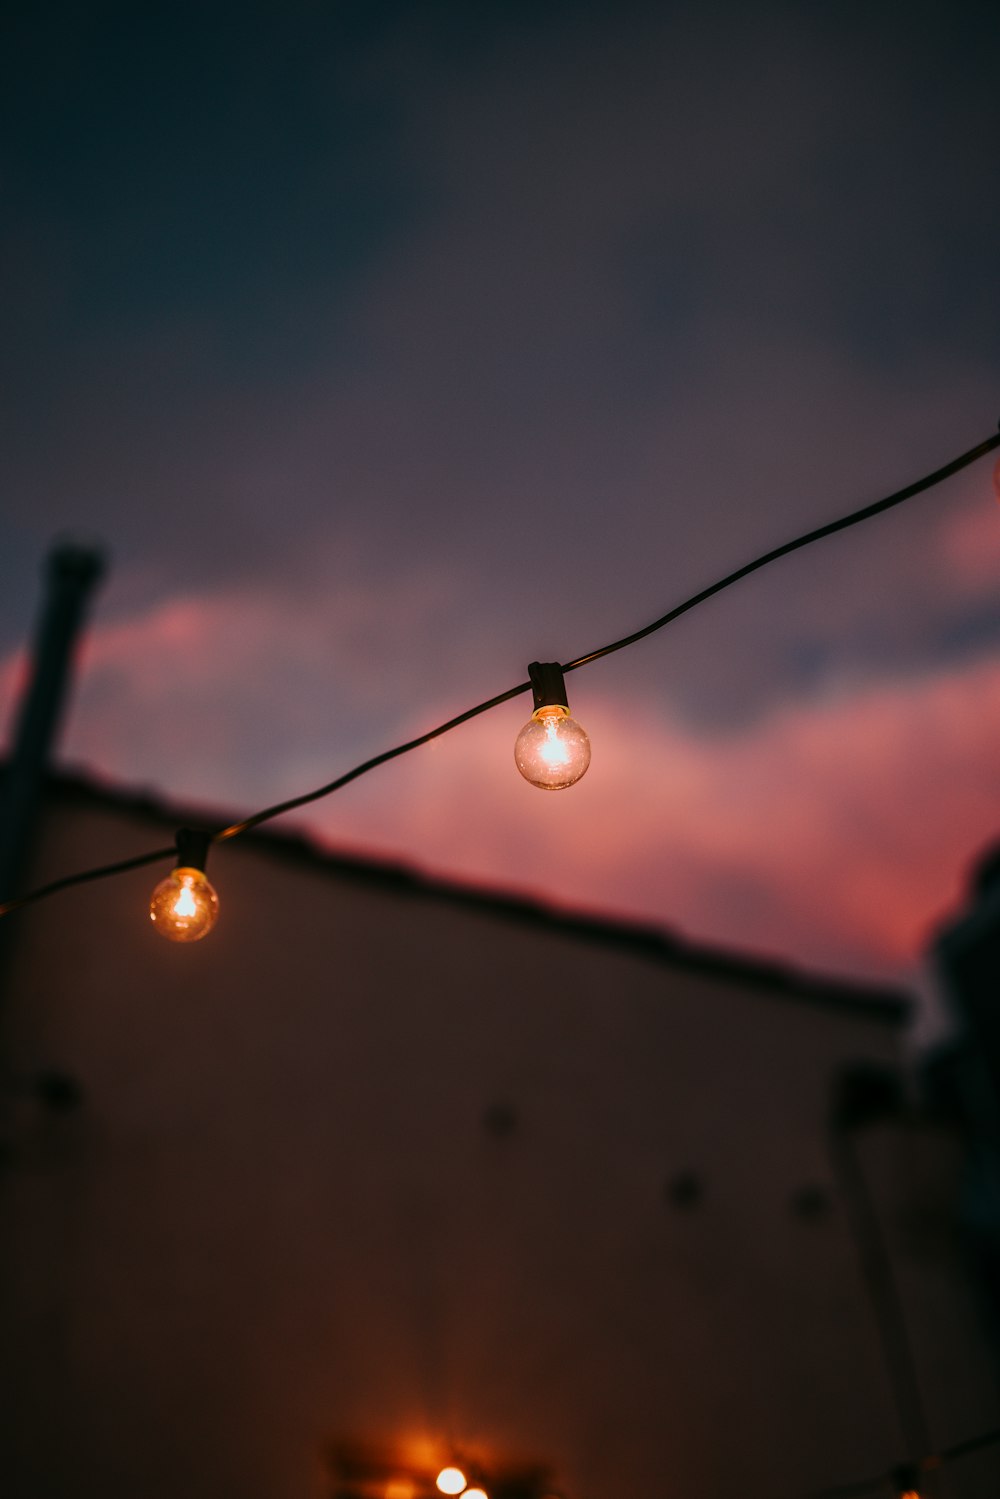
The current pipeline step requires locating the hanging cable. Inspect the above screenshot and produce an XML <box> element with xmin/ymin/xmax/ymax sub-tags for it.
<box><xmin>0</xmin><ymin>845</ymin><xmax>176</xmax><ymax>914</ymax></box>
<box><xmin>562</xmin><ymin>428</ymin><xmax>1000</xmax><ymax>673</ymax></box>
<box><xmin>938</xmin><ymin>1424</ymin><xmax>1000</xmax><ymax>1464</ymax></box>
<box><xmin>785</xmin><ymin>1423</ymin><xmax>1000</xmax><ymax>1499</ymax></box>
<box><xmin>1</xmin><ymin>424</ymin><xmax>998</xmax><ymax>918</ymax></box>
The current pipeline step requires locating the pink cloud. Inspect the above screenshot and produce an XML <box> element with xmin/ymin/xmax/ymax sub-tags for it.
<box><xmin>303</xmin><ymin>654</ymin><xmax>1000</xmax><ymax>984</ymax></box>
<box><xmin>4</xmin><ymin>566</ymin><xmax>999</xmax><ymax>990</ymax></box>
<box><xmin>1</xmin><ymin>563</ymin><xmax>467</xmax><ymax>806</ymax></box>
<box><xmin>939</xmin><ymin>484</ymin><xmax>1000</xmax><ymax>589</ymax></box>
<box><xmin>0</xmin><ymin>648</ymin><xmax>29</xmax><ymax>722</ymax></box>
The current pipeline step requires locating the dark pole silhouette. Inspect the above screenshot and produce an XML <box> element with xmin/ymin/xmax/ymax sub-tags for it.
<box><xmin>829</xmin><ymin>1066</ymin><xmax>937</xmax><ymax>1495</ymax></box>
<box><xmin>0</xmin><ymin>542</ymin><xmax>105</xmax><ymax>933</ymax></box>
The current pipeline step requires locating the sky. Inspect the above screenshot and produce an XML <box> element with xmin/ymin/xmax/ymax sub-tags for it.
<box><xmin>2</xmin><ymin>0</ymin><xmax>1000</xmax><ymax>995</ymax></box>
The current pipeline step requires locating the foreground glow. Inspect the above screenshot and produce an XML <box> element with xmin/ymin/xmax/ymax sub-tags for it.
<box><xmin>149</xmin><ymin>867</ymin><xmax>220</xmax><ymax>942</ymax></box>
<box><xmin>514</xmin><ymin>704</ymin><xmax>591</xmax><ymax>790</ymax></box>
<box><xmin>435</xmin><ymin>1469</ymin><xmax>467</xmax><ymax>1495</ymax></box>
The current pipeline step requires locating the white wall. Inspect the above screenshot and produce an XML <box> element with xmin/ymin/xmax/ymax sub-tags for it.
<box><xmin>1</xmin><ymin>786</ymin><xmax>998</xmax><ymax>1499</ymax></box>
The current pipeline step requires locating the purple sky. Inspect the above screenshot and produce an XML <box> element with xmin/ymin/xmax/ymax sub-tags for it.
<box><xmin>2</xmin><ymin>0</ymin><xmax>999</xmax><ymax>988</ymax></box>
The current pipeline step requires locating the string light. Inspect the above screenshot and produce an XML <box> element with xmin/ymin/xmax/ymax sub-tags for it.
<box><xmin>435</xmin><ymin>1467</ymin><xmax>467</xmax><ymax>1495</ymax></box>
<box><xmin>322</xmin><ymin>1427</ymin><xmax>1000</xmax><ymax>1499</ymax></box>
<box><xmin>514</xmin><ymin>662</ymin><xmax>591</xmax><ymax>790</ymax></box>
<box><xmin>1</xmin><ymin>424</ymin><xmax>999</xmax><ymax>923</ymax></box>
<box><xmin>148</xmin><ymin>829</ymin><xmax>219</xmax><ymax>943</ymax></box>
<box><xmin>1</xmin><ymin>422</ymin><xmax>1000</xmax><ymax>1499</ymax></box>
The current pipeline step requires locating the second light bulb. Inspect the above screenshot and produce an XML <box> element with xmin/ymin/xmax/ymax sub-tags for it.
<box><xmin>514</xmin><ymin>661</ymin><xmax>591</xmax><ymax>790</ymax></box>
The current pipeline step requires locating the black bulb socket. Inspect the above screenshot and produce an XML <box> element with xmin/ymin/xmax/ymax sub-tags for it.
<box><xmin>528</xmin><ymin>661</ymin><xmax>570</xmax><ymax>715</ymax></box>
<box><xmin>174</xmin><ymin>828</ymin><xmax>212</xmax><ymax>874</ymax></box>
<box><xmin>892</xmin><ymin>1463</ymin><xmax>920</xmax><ymax>1497</ymax></box>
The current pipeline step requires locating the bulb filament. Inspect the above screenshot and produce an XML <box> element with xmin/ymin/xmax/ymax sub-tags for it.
<box><xmin>173</xmin><ymin>884</ymin><xmax>198</xmax><ymax>918</ymax></box>
<box><xmin>538</xmin><ymin>708</ymin><xmax>571</xmax><ymax>766</ymax></box>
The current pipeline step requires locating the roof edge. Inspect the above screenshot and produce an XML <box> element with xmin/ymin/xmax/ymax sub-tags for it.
<box><xmin>32</xmin><ymin>764</ymin><xmax>911</xmax><ymax>1025</ymax></box>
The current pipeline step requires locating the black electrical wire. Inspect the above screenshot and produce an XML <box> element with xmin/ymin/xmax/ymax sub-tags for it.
<box><xmin>784</xmin><ymin>1421</ymin><xmax>1000</xmax><ymax>1499</ymax></box>
<box><xmin>214</xmin><ymin>678</ymin><xmax>533</xmax><ymax>840</ymax></box>
<box><xmin>217</xmin><ymin>426</ymin><xmax>1000</xmax><ymax>837</ymax></box>
<box><xmin>0</xmin><ymin>845</ymin><xmax>176</xmax><ymax>914</ymax></box>
<box><xmin>562</xmin><ymin>428</ymin><xmax>1000</xmax><ymax>673</ymax></box>
<box><xmin>2</xmin><ymin>425</ymin><xmax>998</xmax><ymax>916</ymax></box>
<box><xmin>938</xmin><ymin>1424</ymin><xmax>1000</xmax><ymax>1464</ymax></box>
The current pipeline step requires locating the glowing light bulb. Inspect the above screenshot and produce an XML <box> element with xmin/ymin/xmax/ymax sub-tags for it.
<box><xmin>515</xmin><ymin>704</ymin><xmax>591</xmax><ymax>790</ymax></box>
<box><xmin>435</xmin><ymin>1468</ymin><xmax>467</xmax><ymax>1495</ymax></box>
<box><xmin>515</xmin><ymin>661</ymin><xmax>591</xmax><ymax>790</ymax></box>
<box><xmin>150</xmin><ymin>866</ymin><xmax>219</xmax><ymax>942</ymax></box>
<box><xmin>463</xmin><ymin>1489</ymin><xmax>489</xmax><ymax>1499</ymax></box>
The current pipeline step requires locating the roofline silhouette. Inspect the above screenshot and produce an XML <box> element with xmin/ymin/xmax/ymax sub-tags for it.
<box><xmin>31</xmin><ymin>765</ymin><xmax>909</xmax><ymax>1025</ymax></box>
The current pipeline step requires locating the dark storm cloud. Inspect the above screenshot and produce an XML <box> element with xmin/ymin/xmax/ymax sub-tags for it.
<box><xmin>3</xmin><ymin>4</ymin><xmax>996</xmax><ymax>550</ymax></box>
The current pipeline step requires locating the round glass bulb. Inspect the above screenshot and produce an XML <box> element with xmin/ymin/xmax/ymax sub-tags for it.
<box><xmin>149</xmin><ymin>866</ymin><xmax>220</xmax><ymax>942</ymax></box>
<box><xmin>435</xmin><ymin>1469</ymin><xmax>467</xmax><ymax>1496</ymax></box>
<box><xmin>514</xmin><ymin>704</ymin><xmax>591</xmax><ymax>790</ymax></box>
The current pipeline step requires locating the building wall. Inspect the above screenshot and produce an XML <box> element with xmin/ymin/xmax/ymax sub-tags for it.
<box><xmin>2</xmin><ymin>784</ymin><xmax>998</xmax><ymax>1499</ymax></box>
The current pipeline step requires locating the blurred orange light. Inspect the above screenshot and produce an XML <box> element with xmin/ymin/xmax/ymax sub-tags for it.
<box><xmin>463</xmin><ymin>1489</ymin><xmax>488</xmax><ymax>1499</ymax></box>
<box><xmin>436</xmin><ymin>1469</ymin><xmax>467</xmax><ymax>1495</ymax></box>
